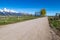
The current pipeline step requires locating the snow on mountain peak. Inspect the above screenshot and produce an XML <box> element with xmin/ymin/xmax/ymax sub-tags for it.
<box><xmin>0</xmin><ymin>8</ymin><xmax>18</xmax><ymax>13</ymax></box>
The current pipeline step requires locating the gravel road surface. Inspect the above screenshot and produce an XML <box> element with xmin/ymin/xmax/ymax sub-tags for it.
<box><xmin>0</xmin><ymin>17</ymin><xmax>52</xmax><ymax>40</ymax></box>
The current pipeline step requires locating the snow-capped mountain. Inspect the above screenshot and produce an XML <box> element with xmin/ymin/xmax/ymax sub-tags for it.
<box><xmin>0</xmin><ymin>8</ymin><xmax>23</xmax><ymax>16</ymax></box>
<box><xmin>0</xmin><ymin>8</ymin><xmax>31</xmax><ymax>16</ymax></box>
<box><xmin>0</xmin><ymin>8</ymin><xmax>17</xmax><ymax>13</ymax></box>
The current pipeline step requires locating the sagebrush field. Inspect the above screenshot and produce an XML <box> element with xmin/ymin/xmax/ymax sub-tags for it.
<box><xmin>0</xmin><ymin>16</ymin><xmax>39</xmax><ymax>25</ymax></box>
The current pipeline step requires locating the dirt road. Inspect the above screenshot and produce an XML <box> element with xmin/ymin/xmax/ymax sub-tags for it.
<box><xmin>0</xmin><ymin>17</ymin><xmax>52</xmax><ymax>40</ymax></box>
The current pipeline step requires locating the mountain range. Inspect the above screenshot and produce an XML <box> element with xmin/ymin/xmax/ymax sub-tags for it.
<box><xmin>0</xmin><ymin>8</ymin><xmax>28</xmax><ymax>16</ymax></box>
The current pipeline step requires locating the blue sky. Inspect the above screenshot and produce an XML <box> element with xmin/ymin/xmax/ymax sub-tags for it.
<box><xmin>0</xmin><ymin>0</ymin><xmax>60</xmax><ymax>16</ymax></box>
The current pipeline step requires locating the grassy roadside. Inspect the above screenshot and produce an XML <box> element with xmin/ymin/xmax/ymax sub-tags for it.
<box><xmin>50</xmin><ymin>20</ymin><xmax>60</xmax><ymax>30</ymax></box>
<box><xmin>0</xmin><ymin>16</ymin><xmax>40</xmax><ymax>25</ymax></box>
<box><xmin>48</xmin><ymin>16</ymin><xmax>60</xmax><ymax>38</ymax></box>
<box><xmin>48</xmin><ymin>17</ymin><xmax>60</xmax><ymax>31</ymax></box>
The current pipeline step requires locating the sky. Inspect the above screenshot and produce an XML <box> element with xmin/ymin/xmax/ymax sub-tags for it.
<box><xmin>0</xmin><ymin>0</ymin><xmax>60</xmax><ymax>16</ymax></box>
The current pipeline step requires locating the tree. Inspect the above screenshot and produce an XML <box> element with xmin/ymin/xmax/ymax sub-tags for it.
<box><xmin>40</xmin><ymin>9</ymin><xmax>46</xmax><ymax>16</ymax></box>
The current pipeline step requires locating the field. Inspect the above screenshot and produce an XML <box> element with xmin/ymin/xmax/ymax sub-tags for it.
<box><xmin>0</xmin><ymin>16</ymin><xmax>40</xmax><ymax>25</ymax></box>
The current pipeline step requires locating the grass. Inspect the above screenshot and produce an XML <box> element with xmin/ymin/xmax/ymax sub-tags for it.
<box><xmin>51</xmin><ymin>20</ymin><xmax>60</xmax><ymax>30</ymax></box>
<box><xmin>51</xmin><ymin>20</ymin><xmax>60</xmax><ymax>27</ymax></box>
<box><xmin>0</xmin><ymin>16</ymin><xmax>40</xmax><ymax>25</ymax></box>
<box><xmin>49</xmin><ymin>17</ymin><xmax>60</xmax><ymax>31</ymax></box>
